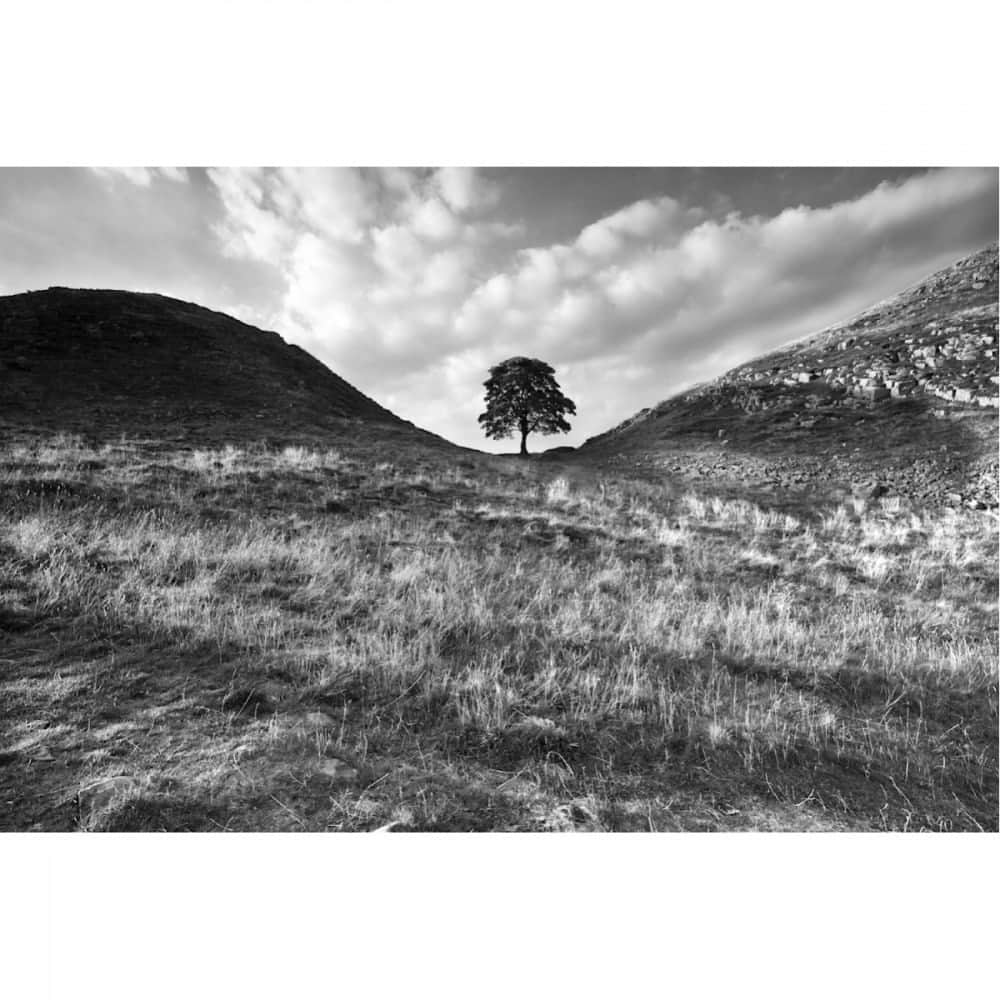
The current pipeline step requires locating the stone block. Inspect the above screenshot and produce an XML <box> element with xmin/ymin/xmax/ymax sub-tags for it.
<box><xmin>861</xmin><ymin>386</ymin><xmax>890</xmax><ymax>401</ymax></box>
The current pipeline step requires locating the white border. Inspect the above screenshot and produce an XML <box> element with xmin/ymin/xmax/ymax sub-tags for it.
<box><xmin>2</xmin><ymin>3</ymin><xmax>997</xmax><ymax>997</ymax></box>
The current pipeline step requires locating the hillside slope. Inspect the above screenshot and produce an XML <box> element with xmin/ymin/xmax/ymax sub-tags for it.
<box><xmin>581</xmin><ymin>243</ymin><xmax>999</xmax><ymax>509</ymax></box>
<box><xmin>0</xmin><ymin>287</ymin><xmax>432</xmax><ymax>443</ymax></box>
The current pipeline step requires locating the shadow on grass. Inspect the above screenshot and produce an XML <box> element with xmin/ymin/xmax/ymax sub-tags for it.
<box><xmin>89</xmin><ymin>794</ymin><xmax>231</xmax><ymax>832</ymax></box>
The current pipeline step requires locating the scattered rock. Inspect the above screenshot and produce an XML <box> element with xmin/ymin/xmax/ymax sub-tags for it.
<box><xmin>853</xmin><ymin>482</ymin><xmax>887</xmax><ymax>499</ymax></box>
<box><xmin>542</xmin><ymin>799</ymin><xmax>602</xmax><ymax>831</ymax></box>
<box><xmin>582</xmin><ymin>244</ymin><xmax>997</xmax><ymax>510</ymax></box>
<box><xmin>510</xmin><ymin>716</ymin><xmax>562</xmax><ymax>736</ymax></box>
<box><xmin>303</xmin><ymin>710</ymin><xmax>338</xmax><ymax>729</ymax></box>
<box><xmin>317</xmin><ymin>758</ymin><xmax>359</xmax><ymax>783</ymax></box>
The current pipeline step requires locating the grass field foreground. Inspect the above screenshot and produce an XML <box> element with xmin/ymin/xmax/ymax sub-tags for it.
<box><xmin>1</xmin><ymin>433</ymin><xmax>996</xmax><ymax>831</ymax></box>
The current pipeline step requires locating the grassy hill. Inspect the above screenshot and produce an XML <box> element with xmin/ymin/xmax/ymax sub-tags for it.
<box><xmin>580</xmin><ymin>243</ymin><xmax>999</xmax><ymax>511</ymax></box>
<box><xmin>1</xmin><ymin>430</ymin><xmax>995</xmax><ymax>831</ymax></box>
<box><xmin>0</xmin><ymin>286</ymin><xmax>442</xmax><ymax>447</ymax></box>
<box><xmin>0</xmin><ymin>274</ymin><xmax>996</xmax><ymax>832</ymax></box>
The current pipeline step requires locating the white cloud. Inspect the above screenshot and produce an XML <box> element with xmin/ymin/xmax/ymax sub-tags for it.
<box><xmin>435</xmin><ymin>166</ymin><xmax>499</xmax><ymax>214</ymax></box>
<box><xmin>371</xmin><ymin>223</ymin><xmax>426</xmax><ymax>281</ymax></box>
<box><xmin>200</xmin><ymin>166</ymin><xmax>996</xmax><ymax>450</ymax></box>
<box><xmin>203</xmin><ymin>167</ymin><xmax>518</xmax><ymax>394</ymax></box>
<box><xmin>456</xmin><ymin>167</ymin><xmax>998</xmax><ymax>372</ymax></box>
<box><xmin>274</xmin><ymin>167</ymin><xmax>376</xmax><ymax>244</ymax></box>
<box><xmin>283</xmin><ymin>233</ymin><xmax>367</xmax><ymax>327</ymax></box>
<box><xmin>208</xmin><ymin>167</ymin><xmax>298</xmax><ymax>262</ymax></box>
<box><xmin>410</xmin><ymin>196</ymin><xmax>461</xmax><ymax>243</ymax></box>
<box><xmin>92</xmin><ymin>166</ymin><xmax>188</xmax><ymax>186</ymax></box>
<box><xmin>419</xmin><ymin>248</ymin><xmax>475</xmax><ymax>297</ymax></box>
<box><xmin>576</xmin><ymin>195</ymin><xmax>693</xmax><ymax>259</ymax></box>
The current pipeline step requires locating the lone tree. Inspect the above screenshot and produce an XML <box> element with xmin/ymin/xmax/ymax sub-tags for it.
<box><xmin>478</xmin><ymin>357</ymin><xmax>576</xmax><ymax>455</ymax></box>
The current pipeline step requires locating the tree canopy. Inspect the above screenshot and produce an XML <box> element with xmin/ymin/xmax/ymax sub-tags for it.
<box><xmin>477</xmin><ymin>357</ymin><xmax>576</xmax><ymax>455</ymax></box>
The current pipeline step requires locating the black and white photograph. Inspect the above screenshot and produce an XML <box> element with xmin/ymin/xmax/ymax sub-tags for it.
<box><xmin>2</xmin><ymin>164</ymin><xmax>997</xmax><ymax>834</ymax></box>
<box><xmin>2</xmin><ymin>2</ymin><xmax>998</xmax><ymax>997</ymax></box>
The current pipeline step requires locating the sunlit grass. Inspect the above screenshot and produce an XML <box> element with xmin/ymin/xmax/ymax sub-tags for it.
<box><xmin>0</xmin><ymin>433</ymin><xmax>996</xmax><ymax>831</ymax></box>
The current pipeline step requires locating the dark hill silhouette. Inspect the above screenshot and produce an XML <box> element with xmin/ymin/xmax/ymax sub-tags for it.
<box><xmin>579</xmin><ymin>243</ymin><xmax>999</xmax><ymax>509</ymax></box>
<box><xmin>0</xmin><ymin>287</ymin><xmax>438</xmax><ymax>443</ymax></box>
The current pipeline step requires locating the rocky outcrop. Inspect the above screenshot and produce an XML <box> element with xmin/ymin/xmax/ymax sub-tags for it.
<box><xmin>582</xmin><ymin>244</ymin><xmax>999</xmax><ymax>510</ymax></box>
<box><xmin>691</xmin><ymin>243</ymin><xmax>999</xmax><ymax>412</ymax></box>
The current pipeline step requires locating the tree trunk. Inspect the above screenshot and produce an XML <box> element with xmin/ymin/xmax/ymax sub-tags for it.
<box><xmin>519</xmin><ymin>419</ymin><xmax>529</xmax><ymax>456</ymax></box>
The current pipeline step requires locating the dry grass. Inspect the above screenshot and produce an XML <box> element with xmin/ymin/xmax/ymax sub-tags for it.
<box><xmin>1</xmin><ymin>431</ymin><xmax>996</xmax><ymax>831</ymax></box>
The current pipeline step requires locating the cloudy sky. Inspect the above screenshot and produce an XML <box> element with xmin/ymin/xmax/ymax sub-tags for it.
<box><xmin>1</xmin><ymin>166</ymin><xmax>996</xmax><ymax>449</ymax></box>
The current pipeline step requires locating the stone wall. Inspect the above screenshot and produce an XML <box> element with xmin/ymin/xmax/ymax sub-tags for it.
<box><xmin>704</xmin><ymin>244</ymin><xmax>999</xmax><ymax>412</ymax></box>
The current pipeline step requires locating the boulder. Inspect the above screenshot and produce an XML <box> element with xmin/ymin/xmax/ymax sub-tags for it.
<box><xmin>860</xmin><ymin>386</ymin><xmax>890</xmax><ymax>401</ymax></box>
<box><xmin>317</xmin><ymin>758</ymin><xmax>359</xmax><ymax>784</ymax></box>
